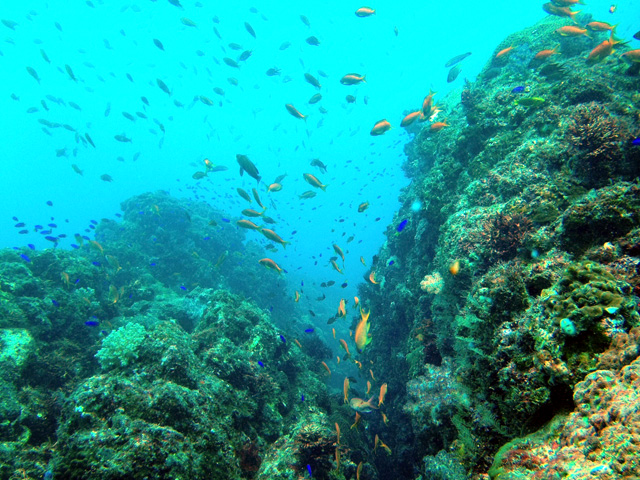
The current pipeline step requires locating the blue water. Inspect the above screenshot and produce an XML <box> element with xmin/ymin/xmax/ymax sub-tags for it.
<box><xmin>0</xmin><ymin>0</ymin><xmax>637</xmax><ymax>348</ymax></box>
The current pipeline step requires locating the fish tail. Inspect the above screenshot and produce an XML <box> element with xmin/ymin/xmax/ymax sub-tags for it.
<box><xmin>362</xmin><ymin>75</ymin><xmax>367</xmax><ymax>83</ymax></box>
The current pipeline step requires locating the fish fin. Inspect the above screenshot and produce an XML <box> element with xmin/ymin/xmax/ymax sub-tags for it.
<box><xmin>239</xmin><ymin>167</ymin><xmax>244</xmax><ymax>177</ymax></box>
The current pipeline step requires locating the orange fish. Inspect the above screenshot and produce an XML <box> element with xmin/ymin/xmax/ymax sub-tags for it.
<box><xmin>294</xmin><ymin>339</ymin><xmax>302</xmax><ymax>348</ymax></box>
<box><xmin>430</xmin><ymin>120</ymin><xmax>449</xmax><ymax>132</ymax></box>
<box><xmin>351</xmin><ymin>412</ymin><xmax>362</xmax><ymax>430</ymax></box>
<box><xmin>401</xmin><ymin>110</ymin><xmax>422</xmax><ymax>127</ymax></box>
<box><xmin>340</xmin><ymin>73</ymin><xmax>366</xmax><ymax>85</ymax></box>
<box><xmin>622</xmin><ymin>49</ymin><xmax>640</xmax><ymax>64</ymax></box>
<box><xmin>335</xmin><ymin>422</ymin><xmax>341</xmax><ymax>444</ymax></box>
<box><xmin>542</xmin><ymin>3</ymin><xmax>580</xmax><ymax>20</ymax></box>
<box><xmin>267</xmin><ymin>183</ymin><xmax>283</xmax><ymax>192</ymax></box>
<box><xmin>555</xmin><ymin>26</ymin><xmax>589</xmax><ymax>37</ymax></box>
<box><xmin>586</xmin><ymin>32</ymin><xmax>620</xmax><ymax>63</ymax></box>
<box><xmin>366</xmin><ymin>380</ymin><xmax>371</xmax><ymax>395</ymax></box>
<box><xmin>449</xmin><ymin>260</ymin><xmax>460</xmax><ymax>275</ymax></box>
<box><xmin>379</xmin><ymin>383</ymin><xmax>388</xmax><ymax>406</ymax></box>
<box><xmin>338</xmin><ymin>298</ymin><xmax>347</xmax><ymax>317</ymax></box>
<box><xmin>343</xmin><ymin>377</ymin><xmax>350</xmax><ymax>403</ymax></box>
<box><xmin>354</xmin><ymin>360</ymin><xmax>362</xmax><ymax>369</ymax></box>
<box><xmin>369</xmin><ymin>271</ymin><xmax>378</xmax><ymax>284</ymax></box>
<box><xmin>495</xmin><ymin>45</ymin><xmax>514</xmax><ymax>58</ymax></box>
<box><xmin>340</xmin><ymin>338</ymin><xmax>351</xmax><ymax>359</ymax></box>
<box><xmin>260</xmin><ymin>228</ymin><xmax>290</xmax><ymax>249</ymax></box>
<box><xmin>358</xmin><ymin>201</ymin><xmax>369</xmax><ymax>212</ymax></box>
<box><xmin>370</xmin><ymin>119</ymin><xmax>391</xmax><ymax>136</ymax></box>
<box><xmin>360</xmin><ymin>256</ymin><xmax>366</xmax><ymax>266</ymax></box>
<box><xmin>61</xmin><ymin>271</ymin><xmax>70</xmax><ymax>287</ymax></box>
<box><xmin>321</xmin><ymin>361</ymin><xmax>332</xmax><ymax>375</ymax></box>
<box><xmin>258</xmin><ymin>258</ymin><xmax>283</xmax><ymax>274</ymax></box>
<box><xmin>370</xmin><ymin>369</ymin><xmax>376</xmax><ymax>380</ymax></box>
<box><xmin>303</xmin><ymin>173</ymin><xmax>327</xmax><ymax>191</ymax></box>
<box><xmin>241</xmin><ymin>208</ymin><xmax>263</xmax><ymax>217</ymax></box>
<box><xmin>382</xmin><ymin>412</ymin><xmax>389</xmax><ymax>425</ymax></box>
<box><xmin>356</xmin><ymin>461</ymin><xmax>363</xmax><ymax>480</ymax></box>
<box><xmin>586</xmin><ymin>21</ymin><xmax>616</xmax><ymax>32</ymax></box>
<box><xmin>421</xmin><ymin>90</ymin><xmax>436</xmax><ymax>117</ymax></box>
<box><xmin>294</xmin><ymin>290</ymin><xmax>300</xmax><ymax>302</ymax></box>
<box><xmin>331</xmin><ymin>259</ymin><xmax>343</xmax><ymax>274</ymax></box>
<box><xmin>535</xmin><ymin>46</ymin><xmax>560</xmax><ymax>59</ymax></box>
<box><xmin>335</xmin><ymin>448</ymin><xmax>341</xmax><ymax>471</ymax></box>
<box><xmin>355</xmin><ymin>7</ymin><xmax>375</xmax><ymax>17</ymax></box>
<box><xmin>354</xmin><ymin>296</ymin><xmax>360</xmax><ymax>308</ymax></box>
<box><xmin>237</xmin><ymin>219</ymin><xmax>262</xmax><ymax>230</ymax></box>
<box><xmin>378</xmin><ymin>438</ymin><xmax>392</xmax><ymax>455</ymax></box>
<box><xmin>332</xmin><ymin>327</ymin><xmax>336</xmax><ymax>339</ymax></box>
<box><xmin>89</xmin><ymin>239</ymin><xmax>104</xmax><ymax>255</ymax></box>
<box><xmin>355</xmin><ymin>308</ymin><xmax>372</xmax><ymax>352</ymax></box>
<box><xmin>285</xmin><ymin>103</ymin><xmax>306</xmax><ymax>120</ymax></box>
<box><xmin>337</xmin><ymin>356</ymin><xmax>341</xmax><ymax>364</ymax></box>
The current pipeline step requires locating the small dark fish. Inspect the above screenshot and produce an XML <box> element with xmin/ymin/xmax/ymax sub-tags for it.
<box><xmin>257</xmin><ymin>361</ymin><xmax>265</xmax><ymax>367</ymax></box>
<box><xmin>157</xmin><ymin>78</ymin><xmax>171</xmax><ymax>95</ymax></box>
<box><xmin>512</xmin><ymin>86</ymin><xmax>526</xmax><ymax>93</ymax></box>
<box><xmin>327</xmin><ymin>316</ymin><xmax>337</xmax><ymax>325</ymax></box>
<box><xmin>309</xmin><ymin>310</ymin><xmax>316</xmax><ymax>317</ymax></box>
<box><xmin>300</xmin><ymin>15</ymin><xmax>310</xmax><ymax>27</ymax></box>
<box><xmin>316</xmin><ymin>294</ymin><xmax>325</xmax><ymax>301</ymax></box>
<box><xmin>309</xmin><ymin>93</ymin><xmax>322</xmax><ymax>104</ymax></box>
<box><xmin>14</xmin><ymin>222</ymin><xmax>25</xmax><ymax>227</ymax></box>
<box><xmin>634</xmin><ymin>31</ymin><xmax>640</xmax><ymax>41</ymax></box>
<box><xmin>223</xmin><ymin>57</ymin><xmax>239</xmax><ymax>68</ymax></box>
<box><xmin>304</xmin><ymin>328</ymin><xmax>314</xmax><ymax>333</ymax></box>
<box><xmin>632</xmin><ymin>138</ymin><xmax>640</xmax><ymax>146</ymax></box>
<box><xmin>444</xmin><ymin>51</ymin><xmax>471</xmax><ymax>68</ymax></box>
<box><xmin>326</xmin><ymin>280</ymin><xmax>335</xmax><ymax>287</ymax></box>
<box><xmin>44</xmin><ymin>236</ymin><xmax>58</xmax><ymax>243</ymax></box>
<box><xmin>153</xmin><ymin>38</ymin><xmax>164</xmax><ymax>50</ymax></box>
<box><xmin>279</xmin><ymin>334</ymin><xmax>286</xmax><ymax>343</ymax></box>
<box><xmin>279</xmin><ymin>41</ymin><xmax>291</xmax><ymax>50</ymax></box>
<box><xmin>397</xmin><ymin>219</ymin><xmax>408</xmax><ymax>232</ymax></box>
<box><xmin>306</xmin><ymin>36</ymin><xmax>320</xmax><ymax>46</ymax></box>
<box><xmin>304</xmin><ymin>72</ymin><xmax>321</xmax><ymax>88</ymax></box>
<box><xmin>20</xmin><ymin>254</ymin><xmax>31</xmax><ymax>262</ymax></box>
<box><xmin>341</xmin><ymin>282</ymin><xmax>348</xmax><ymax>288</ymax></box>
<box><xmin>85</xmin><ymin>320</ymin><xmax>99</xmax><ymax>327</ymax></box>
<box><xmin>239</xmin><ymin>50</ymin><xmax>252</xmax><ymax>61</ymax></box>
<box><xmin>447</xmin><ymin>65</ymin><xmax>461</xmax><ymax>83</ymax></box>
<box><xmin>244</xmin><ymin>22</ymin><xmax>256</xmax><ymax>38</ymax></box>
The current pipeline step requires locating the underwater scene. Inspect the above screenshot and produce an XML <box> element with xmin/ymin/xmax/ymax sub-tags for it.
<box><xmin>1</xmin><ymin>0</ymin><xmax>640</xmax><ymax>479</ymax></box>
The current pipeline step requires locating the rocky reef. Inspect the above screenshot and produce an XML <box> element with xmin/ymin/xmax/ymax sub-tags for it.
<box><xmin>0</xmin><ymin>192</ymin><xmax>340</xmax><ymax>480</ymax></box>
<box><xmin>357</xmin><ymin>14</ymin><xmax>640</xmax><ymax>479</ymax></box>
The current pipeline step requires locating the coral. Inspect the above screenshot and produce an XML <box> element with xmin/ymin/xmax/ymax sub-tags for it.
<box><xmin>95</xmin><ymin>322</ymin><xmax>147</xmax><ymax>369</ymax></box>
<box><xmin>489</xmin><ymin>357</ymin><xmax>640</xmax><ymax>479</ymax></box>
<box><xmin>420</xmin><ymin>272</ymin><xmax>443</xmax><ymax>294</ymax></box>
<box><xmin>565</xmin><ymin>102</ymin><xmax>631</xmax><ymax>187</ymax></box>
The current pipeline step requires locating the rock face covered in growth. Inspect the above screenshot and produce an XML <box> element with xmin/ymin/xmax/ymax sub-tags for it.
<box><xmin>357</xmin><ymin>15</ymin><xmax>640</xmax><ymax>477</ymax></box>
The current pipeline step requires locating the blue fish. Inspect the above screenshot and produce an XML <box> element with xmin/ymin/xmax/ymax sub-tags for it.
<box><xmin>257</xmin><ymin>361</ymin><xmax>265</xmax><ymax>368</ymax></box>
<box><xmin>27</xmin><ymin>244</ymin><xmax>35</xmax><ymax>250</ymax></box>
<box><xmin>511</xmin><ymin>86</ymin><xmax>525</xmax><ymax>93</ymax></box>
<box><xmin>20</xmin><ymin>254</ymin><xmax>31</xmax><ymax>262</ymax></box>
<box><xmin>396</xmin><ymin>219</ymin><xmax>408</xmax><ymax>232</ymax></box>
<box><xmin>304</xmin><ymin>328</ymin><xmax>314</xmax><ymax>333</ymax></box>
<box><xmin>51</xmin><ymin>300</ymin><xmax>60</xmax><ymax>307</ymax></box>
<box><xmin>180</xmin><ymin>286</ymin><xmax>187</xmax><ymax>291</ymax></box>
<box><xmin>92</xmin><ymin>261</ymin><xmax>101</xmax><ymax>266</ymax></box>
<box><xmin>221</xmin><ymin>218</ymin><xmax>230</xmax><ymax>223</ymax></box>
<box><xmin>279</xmin><ymin>334</ymin><xmax>286</xmax><ymax>343</ymax></box>
<box><xmin>307</xmin><ymin>464</ymin><xmax>312</xmax><ymax>477</ymax></box>
<box><xmin>632</xmin><ymin>138</ymin><xmax>640</xmax><ymax>146</ymax></box>
<box><xmin>301</xmin><ymin>394</ymin><xmax>305</xmax><ymax>402</ymax></box>
<box><xmin>150</xmin><ymin>262</ymin><xmax>156</xmax><ymax>266</ymax></box>
<box><xmin>85</xmin><ymin>320</ymin><xmax>99</xmax><ymax>327</ymax></box>
<box><xmin>388</xmin><ymin>260</ymin><xmax>395</xmax><ymax>266</ymax></box>
<box><xmin>341</xmin><ymin>282</ymin><xmax>348</xmax><ymax>288</ymax></box>
<box><xmin>70</xmin><ymin>244</ymin><xmax>80</xmax><ymax>249</ymax></box>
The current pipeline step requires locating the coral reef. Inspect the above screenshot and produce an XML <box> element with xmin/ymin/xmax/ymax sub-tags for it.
<box><xmin>357</xmin><ymin>13</ymin><xmax>640</xmax><ymax>478</ymax></box>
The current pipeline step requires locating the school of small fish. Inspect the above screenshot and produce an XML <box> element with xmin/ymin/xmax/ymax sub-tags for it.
<box><xmin>4</xmin><ymin>1</ymin><xmax>640</xmax><ymax>476</ymax></box>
